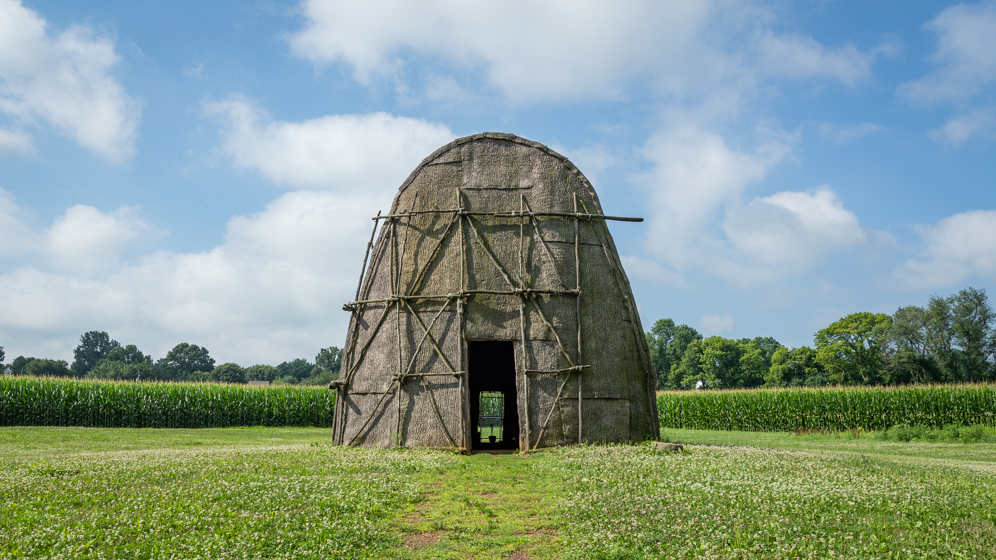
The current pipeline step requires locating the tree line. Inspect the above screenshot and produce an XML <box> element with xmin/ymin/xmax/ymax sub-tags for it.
<box><xmin>0</xmin><ymin>333</ymin><xmax>342</xmax><ymax>386</ymax></box>
<box><xmin>647</xmin><ymin>286</ymin><xmax>996</xmax><ymax>390</ymax></box>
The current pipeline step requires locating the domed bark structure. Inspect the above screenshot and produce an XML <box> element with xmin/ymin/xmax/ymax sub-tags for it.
<box><xmin>332</xmin><ymin>133</ymin><xmax>658</xmax><ymax>451</ymax></box>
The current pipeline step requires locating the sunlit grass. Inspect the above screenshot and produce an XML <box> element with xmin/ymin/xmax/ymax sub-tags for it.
<box><xmin>0</xmin><ymin>427</ymin><xmax>455</xmax><ymax>559</ymax></box>
<box><xmin>2</xmin><ymin>427</ymin><xmax>994</xmax><ymax>559</ymax></box>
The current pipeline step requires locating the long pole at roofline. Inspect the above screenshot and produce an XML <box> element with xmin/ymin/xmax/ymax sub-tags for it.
<box><xmin>373</xmin><ymin>209</ymin><xmax>643</xmax><ymax>222</ymax></box>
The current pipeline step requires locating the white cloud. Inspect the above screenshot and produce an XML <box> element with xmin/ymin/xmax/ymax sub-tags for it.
<box><xmin>0</xmin><ymin>190</ymin><xmax>374</xmax><ymax>364</ymax></box>
<box><xmin>756</xmin><ymin>32</ymin><xmax>880</xmax><ymax>88</ymax></box>
<box><xmin>0</xmin><ymin>97</ymin><xmax>452</xmax><ymax>363</ymax></box>
<box><xmin>205</xmin><ymin>97</ymin><xmax>455</xmax><ymax>192</ymax></box>
<box><xmin>723</xmin><ymin>187</ymin><xmax>867</xmax><ymax>270</ymax></box>
<box><xmin>0</xmin><ymin>187</ymin><xmax>35</xmax><ymax>256</ymax></box>
<box><xmin>639</xmin><ymin>125</ymin><xmax>792</xmax><ymax>268</ymax></box>
<box><xmin>288</xmin><ymin>0</ymin><xmax>882</xmax><ymax>104</ymax></box>
<box><xmin>290</xmin><ymin>0</ymin><xmax>715</xmax><ymax>101</ymax></box>
<box><xmin>699</xmin><ymin>313</ymin><xmax>734</xmax><ymax>334</ymax></box>
<box><xmin>619</xmin><ymin>255</ymin><xmax>686</xmax><ymax>287</ymax></box>
<box><xmin>45</xmin><ymin>205</ymin><xmax>154</xmax><ymax>273</ymax></box>
<box><xmin>899</xmin><ymin>1</ymin><xmax>996</xmax><ymax>104</ymax></box>
<box><xmin>927</xmin><ymin>107</ymin><xmax>996</xmax><ymax>146</ymax></box>
<box><xmin>634</xmin><ymin>127</ymin><xmax>878</xmax><ymax>283</ymax></box>
<box><xmin>897</xmin><ymin>209</ymin><xmax>996</xmax><ymax>289</ymax></box>
<box><xmin>818</xmin><ymin>122</ymin><xmax>883</xmax><ymax>144</ymax></box>
<box><xmin>0</xmin><ymin>126</ymin><xmax>33</xmax><ymax>154</ymax></box>
<box><xmin>0</xmin><ymin>0</ymin><xmax>139</xmax><ymax>161</ymax></box>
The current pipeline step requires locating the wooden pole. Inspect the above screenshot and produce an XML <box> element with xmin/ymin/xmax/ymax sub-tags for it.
<box><xmin>518</xmin><ymin>293</ymin><xmax>530</xmax><ymax>451</ymax></box>
<box><xmin>574</xmin><ymin>193</ymin><xmax>583</xmax><ymax>445</ymax></box>
<box><xmin>458</xmin><ymin>189</ymin><xmax>468</xmax><ymax>451</ymax></box>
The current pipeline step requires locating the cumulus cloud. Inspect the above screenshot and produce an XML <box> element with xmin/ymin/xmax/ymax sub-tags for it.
<box><xmin>927</xmin><ymin>108</ymin><xmax>996</xmax><ymax>146</ymax></box>
<box><xmin>0</xmin><ymin>190</ymin><xmax>373</xmax><ymax>364</ymax></box>
<box><xmin>205</xmin><ymin>97</ymin><xmax>455</xmax><ymax>192</ymax></box>
<box><xmin>639</xmin><ymin>125</ymin><xmax>792</xmax><ymax>268</ymax></box>
<box><xmin>897</xmin><ymin>209</ymin><xmax>996</xmax><ymax>289</ymax></box>
<box><xmin>755</xmin><ymin>32</ymin><xmax>882</xmax><ymax>88</ymax></box>
<box><xmin>0</xmin><ymin>187</ymin><xmax>35</xmax><ymax>256</ymax></box>
<box><xmin>0</xmin><ymin>101</ymin><xmax>457</xmax><ymax>362</ymax></box>
<box><xmin>898</xmin><ymin>2</ymin><xmax>996</xmax><ymax>145</ymax></box>
<box><xmin>288</xmin><ymin>0</ymin><xmax>882</xmax><ymax>104</ymax></box>
<box><xmin>724</xmin><ymin>188</ymin><xmax>867</xmax><ymax>270</ymax></box>
<box><xmin>0</xmin><ymin>127</ymin><xmax>32</xmax><ymax>154</ymax></box>
<box><xmin>45</xmin><ymin>205</ymin><xmax>154</xmax><ymax>273</ymax></box>
<box><xmin>619</xmin><ymin>255</ymin><xmax>687</xmax><ymax>287</ymax></box>
<box><xmin>634</xmin><ymin>125</ymin><xmax>875</xmax><ymax>283</ymax></box>
<box><xmin>699</xmin><ymin>313</ymin><xmax>734</xmax><ymax>334</ymax></box>
<box><xmin>899</xmin><ymin>1</ymin><xmax>996</xmax><ymax>104</ymax></box>
<box><xmin>290</xmin><ymin>0</ymin><xmax>714</xmax><ymax>101</ymax></box>
<box><xmin>0</xmin><ymin>0</ymin><xmax>139</xmax><ymax>161</ymax></box>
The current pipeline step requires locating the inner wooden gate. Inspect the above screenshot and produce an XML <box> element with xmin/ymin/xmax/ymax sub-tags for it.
<box><xmin>468</xmin><ymin>341</ymin><xmax>520</xmax><ymax>451</ymax></box>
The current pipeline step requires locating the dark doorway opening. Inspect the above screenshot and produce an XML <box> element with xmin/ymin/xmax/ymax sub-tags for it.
<box><xmin>468</xmin><ymin>341</ymin><xmax>520</xmax><ymax>451</ymax></box>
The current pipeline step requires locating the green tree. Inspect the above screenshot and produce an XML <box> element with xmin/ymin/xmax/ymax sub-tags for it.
<box><xmin>87</xmin><ymin>359</ymin><xmax>152</xmax><ymax>381</ymax></box>
<box><xmin>765</xmin><ymin>346</ymin><xmax>825</xmax><ymax>387</ymax></box>
<box><xmin>8</xmin><ymin>356</ymin><xmax>33</xmax><ymax>375</ymax></box>
<box><xmin>106</xmin><ymin>344</ymin><xmax>152</xmax><ymax>365</ymax></box>
<box><xmin>646</xmin><ymin>319</ymin><xmax>702</xmax><ymax>389</ymax></box>
<box><xmin>71</xmin><ymin>331</ymin><xmax>120</xmax><ymax>377</ymax></box>
<box><xmin>246</xmin><ymin>364</ymin><xmax>280</xmax><ymax>382</ymax></box>
<box><xmin>949</xmin><ymin>287</ymin><xmax>994</xmax><ymax>382</ymax></box>
<box><xmin>740</xmin><ymin>336</ymin><xmax>782</xmax><ymax>370</ymax></box>
<box><xmin>277</xmin><ymin>358</ymin><xmax>314</xmax><ymax>382</ymax></box>
<box><xmin>698</xmin><ymin>337</ymin><xmax>742</xmax><ymax>388</ymax></box>
<box><xmin>156</xmin><ymin>343</ymin><xmax>215</xmax><ymax>381</ymax></box>
<box><xmin>87</xmin><ymin>344</ymin><xmax>154</xmax><ymax>381</ymax></box>
<box><xmin>646</xmin><ymin>318</ymin><xmax>676</xmax><ymax>387</ymax></box>
<box><xmin>187</xmin><ymin>371</ymin><xmax>215</xmax><ymax>383</ymax></box>
<box><xmin>213</xmin><ymin>363</ymin><xmax>247</xmax><ymax>384</ymax></box>
<box><xmin>814</xmin><ymin>312</ymin><xmax>892</xmax><ymax>385</ymax></box>
<box><xmin>315</xmin><ymin>346</ymin><xmax>343</xmax><ymax>380</ymax></box>
<box><xmin>25</xmin><ymin>359</ymin><xmax>71</xmax><ymax>377</ymax></box>
<box><xmin>0</xmin><ymin>346</ymin><xmax>5</xmax><ymax>371</ymax></box>
<box><xmin>737</xmin><ymin>343</ymin><xmax>767</xmax><ymax>388</ymax></box>
<box><xmin>669</xmin><ymin>339</ymin><xmax>703</xmax><ymax>389</ymax></box>
<box><xmin>692</xmin><ymin>337</ymin><xmax>766</xmax><ymax>389</ymax></box>
<box><xmin>886</xmin><ymin>305</ymin><xmax>940</xmax><ymax>384</ymax></box>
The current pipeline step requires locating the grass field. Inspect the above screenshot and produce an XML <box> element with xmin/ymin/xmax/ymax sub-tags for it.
<box><xmin>2</xmin><ymin>427</ymin><xmax>995</xmax><ymax>559</ymax></box>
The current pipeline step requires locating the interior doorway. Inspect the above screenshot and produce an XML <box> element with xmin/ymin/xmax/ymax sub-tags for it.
<box><xmin>468</xmin><ymin>341</ymin><xmax>520</xmax><ymax>451</ymax></box>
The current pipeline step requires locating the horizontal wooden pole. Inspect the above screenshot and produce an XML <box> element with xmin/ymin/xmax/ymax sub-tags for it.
<box><xmin>344</xmin><ymin>289</ymin><xmax>580</xmax><ymax>310</ymax></box>
<box><xmin>374</xmin><ymin>210</ymin><xmax>642</xmax><ymax>222</ymax></box>
<box><xmin>525</xmin><ymin>365</ymin><xmax>591</xmax><ymax>375</ymax></box>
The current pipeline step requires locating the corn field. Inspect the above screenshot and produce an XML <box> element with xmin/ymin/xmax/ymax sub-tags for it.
<box><xmin>658</xmin><ymin>384</ymin><xmax>996</xmax><ymax>432</ymax></box>
<box><xmin>0</xmin><ymin>376</ymin><xmax>334</xmax><ymax>428</ymax></box>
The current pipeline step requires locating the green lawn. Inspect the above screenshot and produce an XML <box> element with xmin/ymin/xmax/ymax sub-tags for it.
<box><xmin>2</xmin><ymin>427</ymin><xmax>995</xmax><ymax>559</ymax></box>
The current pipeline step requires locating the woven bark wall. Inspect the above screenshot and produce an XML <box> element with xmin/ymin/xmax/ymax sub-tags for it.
<box><xmin>335</xmin><ymin>133</ymin><xmax>658</xmax><ymax>450</ymax></box>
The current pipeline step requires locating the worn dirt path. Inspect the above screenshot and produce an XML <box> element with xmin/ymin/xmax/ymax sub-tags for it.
<box><xmin>392</xmin><ymin>452</ymin><xmax>562</xmax><ymax>559</ymax></box>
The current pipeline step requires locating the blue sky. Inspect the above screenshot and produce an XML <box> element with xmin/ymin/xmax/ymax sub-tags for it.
<box><xmin>2</xmin><ymin>0</ymin><xmax>996</xmax><ymax>366</ymax></box>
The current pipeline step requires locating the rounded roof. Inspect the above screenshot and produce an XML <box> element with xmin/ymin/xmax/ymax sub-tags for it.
<box><xmin>395</xmin><ymin>132</ymin><xmax>601</xmax><ymax>204</ymax></box>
